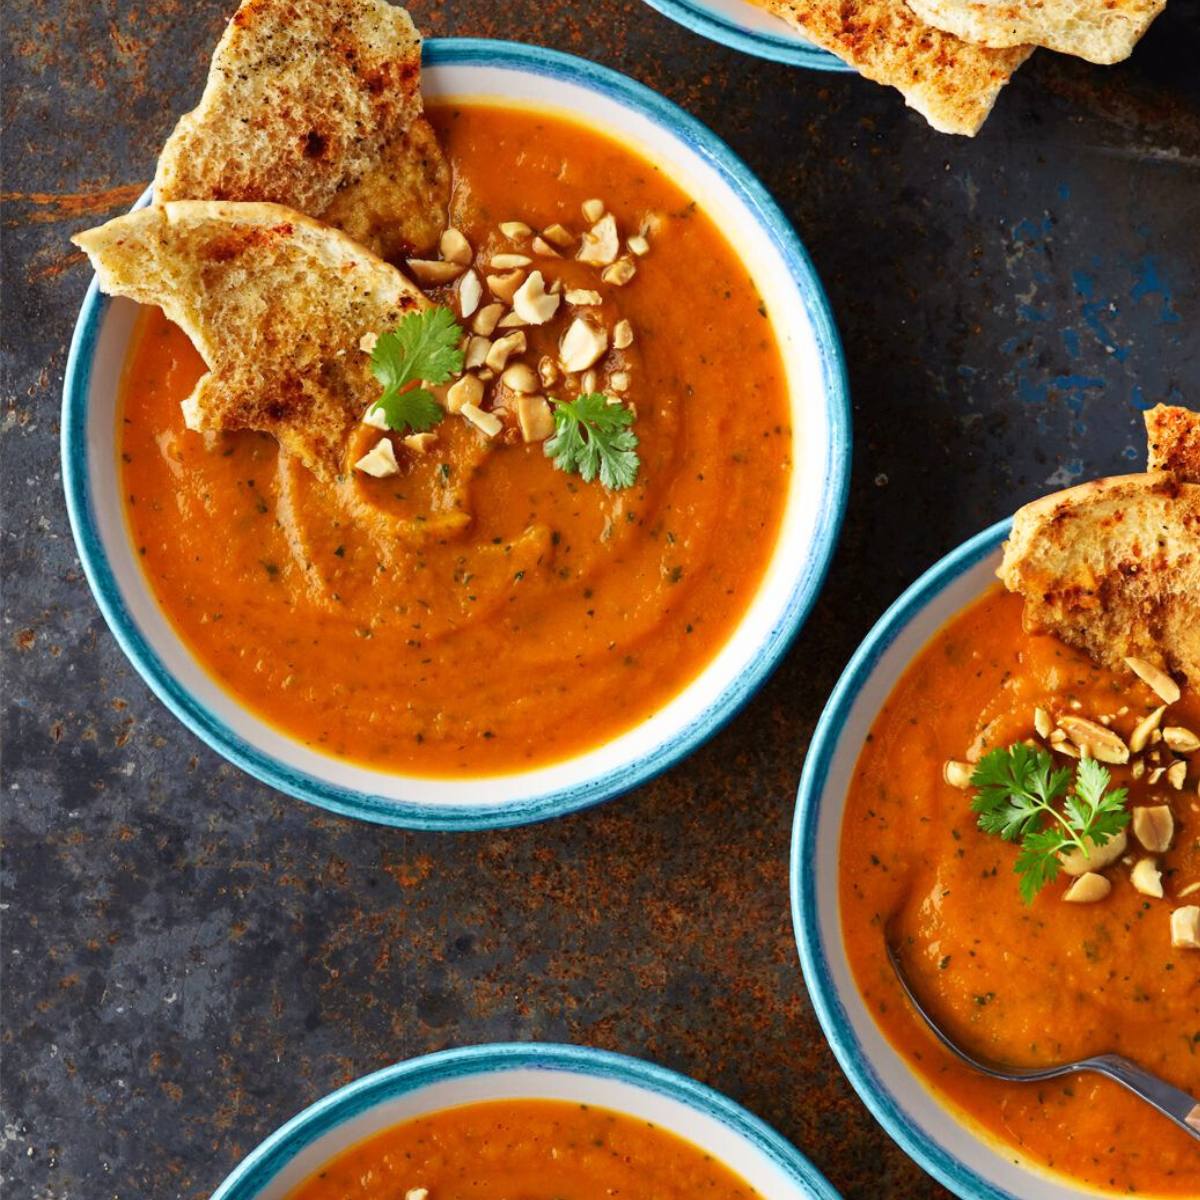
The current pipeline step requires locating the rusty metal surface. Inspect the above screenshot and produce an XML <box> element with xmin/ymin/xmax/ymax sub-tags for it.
<box><xmin>3</xmin><ymin>2</ymin><xmax>1199</xmax><ymax>1197</ymax></box>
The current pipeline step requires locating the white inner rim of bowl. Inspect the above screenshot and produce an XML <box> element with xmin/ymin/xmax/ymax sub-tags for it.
<box><xmin>249</xmin><ymin>1067</ymin><xmax>812</xmax><ymax>1200</ymax></box>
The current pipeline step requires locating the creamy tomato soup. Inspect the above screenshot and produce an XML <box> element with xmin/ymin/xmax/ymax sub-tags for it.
<box><xmin>841</xmin><ymin>586</ymin><xmax>1200</xmax><ymax>1195</ymax></box>
<box><xmin>118</xmin><ymin>102</ymin><xmax>791</xmax><ymax>775</ymax></box>
<box><xmin>285</xmin><ymin>1099</ymin><xmax>759</xmax><ymax>1200</ymax></box>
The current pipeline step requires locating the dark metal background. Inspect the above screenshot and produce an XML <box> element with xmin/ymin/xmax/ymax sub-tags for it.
<box><xmin>3</xmin><ymin>2</ymin><xmax>1199</xmax><ymax>1197</ymax></box>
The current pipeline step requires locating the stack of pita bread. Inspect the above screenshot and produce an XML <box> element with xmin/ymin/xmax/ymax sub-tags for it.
<box><xmin>764</xmin><ymin>0</ymin><xmax>1169</xmax><ymax>134</ymax></box>
<box><xmin>73</xmin><ymin>0</ymin><xmax>446</xmax><ymax>479</ymax></box>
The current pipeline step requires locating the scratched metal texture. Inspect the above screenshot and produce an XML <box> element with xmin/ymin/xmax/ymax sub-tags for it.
<box><xmin>3</xmin><ymin>2</ymin><xmax>1199</xmax><ymax>1197</ymax></box>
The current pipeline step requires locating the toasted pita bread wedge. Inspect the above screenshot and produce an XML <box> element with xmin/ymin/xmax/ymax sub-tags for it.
<box><xmin>1145</xmin><ymin>404</ymin><xmax>1200</xmax><ymax>483</ymax></box>
<box><xmin>321</xmin><ymin>117</ymin><xmax>449</xmax><ymax>263</ymax></box>
<box><xmin>154</xmin><ymin>0</ymin><xmax>448</xmax><ymax>258</ymax></box>
<box><xmin>72</xmin><ymin>201</ymin><xmax>425</xmax><ymax>479</ymax></box>
<box><xmin>999</xmin><ymin>473</ymin><xmax>1200</xmax><ymax>685</ymax></box>
<box><xmin>904</xmin><ymin>0</ymin><xmax>1166</xmax><ymax>65</ymax></box>
<box><xmin>763</xmin><ymin>0</ymin><xmax>1031</xmax><ymax>135</ymax></box>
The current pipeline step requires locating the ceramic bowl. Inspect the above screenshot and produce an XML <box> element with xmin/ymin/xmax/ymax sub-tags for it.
<box><xmin>63</xmin><ymin>38</ymin><xmax>849</xmax><ymax>830</ymax></box>
<box><xmin>792</xmin><ymin>518</ymin><xmax>1111</xmax><ymax>1199</ymax></box>
<box><xmin>638</xmin><ymin>0</ymin><xmax>852</xmax><ymax>70</ymax></box>
<box><xmin>209</xmin><ymin>1043</ymin><xmax>842</xmax><ymax>1200</ymax></box>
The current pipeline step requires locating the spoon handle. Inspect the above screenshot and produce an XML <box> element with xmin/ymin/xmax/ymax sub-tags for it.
<box><xmin>1089</xmin><ymin>1055</ymin><xmax>1200</xmax><ymax>1141</ymax></box>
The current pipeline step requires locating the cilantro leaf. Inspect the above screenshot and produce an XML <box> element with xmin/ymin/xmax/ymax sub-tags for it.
<box><xmin>370</xmin><ymin>386</ymin><xmax>444</xmax><ymax>435</ymax></box>
<box><xmin>544</xmin><ymin>393</ymin><xmax>640</xmax><ymax>491</ymax></box>
<box><xmin>1013</xmin><ymin>827</ymin><xmax>1065</xmax><ymax>906</ymax></box>
<box><xmin>968</xmin><ymin>744</ymin><xmax>1130</xmax><ymax>904</ymax></box>
<box><xmin>970</xmin><ymin>742</ymin><xmax>1071</xmax><ymax>842</ymax></box>
<box><xmin>367</xmin><ymin>307</ymin><xmax>464</xmax><ymax>434</ymax></box>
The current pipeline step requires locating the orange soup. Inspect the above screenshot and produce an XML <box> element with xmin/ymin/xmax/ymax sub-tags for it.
<box><xmin>118</xmin><ymin>102</ymin><xmax>791</xmax><ymax>775</ymax></box>
<box><xmin>841</xmin><ymin>586</ymin><xmax>1200</xmax><ymax>1195</ymax></box>
<box><xmin>286</xmin><ymin>1099</ymin><xmax>759</xmax><ymax>1200</ymax></box>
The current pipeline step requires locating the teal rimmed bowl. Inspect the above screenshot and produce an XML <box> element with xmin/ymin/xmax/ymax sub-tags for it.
<box><xmin>63</xmin><ymin>38</ymin><xmax>850</xmax><ymax>831</ymax></box>
<box><xmin>209</xmin><ymin>1044</ymin><xmax>842</xmax><ymax>1200</ymax></box>
<box><xmin>791</xmin><ymin>518</ymin><xmax>1115</xmax><ymax>1199</ymax></box>
<box><xmin>639</xmin><ymin>0</ymin><xmax>852</xmax><ymax>71</ymax></box>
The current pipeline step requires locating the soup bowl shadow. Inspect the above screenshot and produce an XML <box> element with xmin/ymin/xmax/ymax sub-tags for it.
<box><xmin>791</xmin><ymin>518</ymin><xmax>1134</xmax><ymax>1199</ymax></box>
<box><xmin>636</xmin><ymin>0</ymin><xmax>854</xmax><ymax>71</ymax></box>
<box><xmin>63</xmin><ymin>39</ymin><xmax>850</xmax><ymax>830</ymax></box>
<box><xmin>208</xmin><ymin>1043</ymin><xmax>842</xmax><ymax>1200</ymax></box>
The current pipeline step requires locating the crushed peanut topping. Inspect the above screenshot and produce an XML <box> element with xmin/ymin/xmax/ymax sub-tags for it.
<box><xmin>457</xmin><ymin>269</ymin><xmax>482</xmax><ymax>320</ymax></box>
<box><xmin>560</xmin><ymin>318</ymin><xmax>608</xmax><ymax>373</ymax></box>
<box><xmin>512</xmin><ymin>271</ymin><xmax>561</xmax><ymax>325</ymax></box>
<box><xmin>541</xmin><ymin>223</ymin><xmax>575</xmax><ymax>248</ymax></box>
<box><xmin>516</xmin><ymin>395</ymin><xmax>555</xmax><ymax>444</ymax></box>
<box><xmin>1125</xmin><ymin>656</ymin><xmax>1181</xmax><ymax>704</ymax></box>
<box><xmin>577</xmin><ymin>214</ymin><xmax>619</xmax><ymax>265</ymax></box>
<box><xmin>440</xmin><ymin>227</ymin><xmax>472</xmax><ymax>265</ymax></box>
<box><xmin>1064</xmin><ymin>872</ymin><xmax>1111</xmax><ymax>903</ymax></box>
<box><xmin>446</xmin><ymin>374</ymin><xmax>483</xmax><ymax>415</ymax></box>
<box><xmin>565</xmin><ymin>288</ymin><xmax>603</xmax><ymax>307</ymax></box>
<box><xmin>601</xmin><ymin>257</ymin><xmax>637</xmax><ymax>287</ymax></box>
<box><xmin>1132</xmin><ymin>804</ymin><xmax>1175</xmax><ymax>853</ymax></box>
<box><xmin>1164</xmin><ymin>726</ymin><xmax>1200</xmax><ymax>754</ymax></box>
<box><xmin>1170</xmin><ymin>906</ymin><xmax>1200</xmax><ymax>949</ymax></box>
<box><xmin>406</xmin><ymin>258</ymin><xmax>464</xmax><ymax>285</ymax></box>
<box><xmin>500</xmin><ymin>363</ymin><xmax>539</xmax><ymax>394</ymax></box>
<box><xmin>1130</xmin><ymin>857</ymin><xmax>1163</xmax><ymax>898</ymax></box>
<box><xmin>354</xmin><ymin>436</ymin><xmax>400</xmax><ymax>478</ymax></box>
<box><xmin>472</xmin><ymin>303</ymin><xmax>503</xmax><ymax>336</ymax></box>
<box><xmin>464</xmin><ymin>336</ymin><xmax>491</xmax><ymax>370</ymax></box>
<box><xmin>490</xmin><ymin>253</ymin><xmax>532</xmax><ymax>270</ymax></box>
<box><xmin>486</xmin><ymin>270</ymin><xmax>526</xmax><ymax>304</ymax></box>
<box><xmin>460</xmin><ymin>401</ymin><xmax>502</xmax><ymax>438</ymax></box>
<box><xmin>396</xmin><ymin>203</ymin><xmax>649</xmax><ymax>455</ymax></box>
<box><xmin>403</xmin><ymin>431</ymin><xmax>437</xmax><ymax>454</ymax></box>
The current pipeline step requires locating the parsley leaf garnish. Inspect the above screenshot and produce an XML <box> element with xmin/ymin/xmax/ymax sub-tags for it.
<box><xmin>544</xmin><ymin>393</ymin><xmax>640</xmax><ymax>490</ymax></box>
<box><xmin>970</xmin><ymin>745</ymin><xmax>1129</xmax><ymax>905</ymax></box>
<box><xmin>368</xmin><ymin>307</ymin><xmax>464</xmax><ymax>434</ymax></box>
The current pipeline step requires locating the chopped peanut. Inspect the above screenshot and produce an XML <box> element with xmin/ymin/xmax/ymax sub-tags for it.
<box><xmin>1064</xmin><ymin>872</ymin><xmax>1111</xmax><ymax>903</ymax></box>
<box><xmin>354</xmin><ymin>437</ymin><xmax>399</xmax><ymax>478</ymax></box>
<box><xmin>516</xmin><ymin>395</ymin><xmax>556</xmax><ymax>443</ymax></box>
<box><xmin>439</xmin><ymin>227</ymin><xmax>472</xmax><ymax>265</ymax></box>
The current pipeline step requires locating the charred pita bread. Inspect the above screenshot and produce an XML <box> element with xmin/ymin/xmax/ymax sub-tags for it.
<box><xmin>154</xmin><ymin>0</ymin><xmax>448</xmax><ymax>258</ymax></box>
<box><xmin>904</xmin><ymin>0</ymin><xmax>1166</xmax><ymax>66</ymax></box>
<box><xmin>999</xmin><ymin>471</ymin><xmax>1200</xmax><ymax>684</ymax></box>
<box><xmin>763</xmin><ymin>0</ymin><xmax>1032</xmax><ymax>135</ymax></box>
<box><xmin>1145</xmin><ymin>404</ymin><xmax>1200</xmax><ymax>483</ymax></box>
<box><xmin>72</xmin><ymin>201</ymin><xmax>426</xmax><ymax>479</ymax></box>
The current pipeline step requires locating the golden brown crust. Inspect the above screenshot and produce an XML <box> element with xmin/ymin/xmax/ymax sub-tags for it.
<box><xmin>72</xmin><ymin>201</ymin><xmax>426</xmax><ymax>479</ymax></box>
<box><xmin>762</xmin><ymin>0</ymin><xmax>1032</xmax><ymax>135</ymax></box>
<box><xmin>322</xmin><ymin>117</ymin><xmax>450</xmax><ymax>260</ymax></box>
<box><xmin>904</xmin><ymin>0</ymin><xmax>1166</xmax><ymax>65</ymax></box>
<box><xmin>999</xmin><ymin>473</ymin><xmax>1200</xmax><ymax>685</ymax></box>
<box><xmin>154</xmin><ymin>0</ymin><xmax>446</xmax><ymax>258</ymax></box>
<box><xmin>1145</xmin><ymin>404</ymin><xmax>1200</xmax><ymax>483</ymax></box>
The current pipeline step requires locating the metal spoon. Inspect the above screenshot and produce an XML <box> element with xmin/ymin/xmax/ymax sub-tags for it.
<box><xmin>886</xmin><ymin>941</ymin><xmax>1200</xmax><ymax>1141</ymax></box>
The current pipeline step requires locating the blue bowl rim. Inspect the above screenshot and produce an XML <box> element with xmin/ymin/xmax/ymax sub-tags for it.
<box><xmin>209</xmin><ymin>1042</ymin><xmax>844</xmax><ymax>1200</ymax></box>
<box><xmin>61</xmin><ymin>36</ymin><xmax>851</xmax><ymax>832</ymax></box>
<box><xmin>637</xmin><ymin>0</ymin><xmax>853</xmax><ymax>71</ymax></box>
<box><xmin>791</xmin><ymin>517</ymin><xmax>1033</xmax><ymax>1200</ymax></box>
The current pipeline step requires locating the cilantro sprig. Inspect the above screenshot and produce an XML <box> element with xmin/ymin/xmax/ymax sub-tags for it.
<box><xmin>544</xmin><ymin>393</ymin><xmax>640</xmax><ymax>491</ymax></box>
<box><xmin>970</xmin><ymin>744</ymin><xmax>1129</xmax><ymax>905</ymax></box>
<box><xmin>368</xmin><ymin>307</ymin><xmax>464</xmax><ymax>434</ymax></box>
